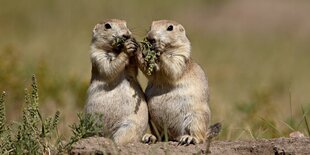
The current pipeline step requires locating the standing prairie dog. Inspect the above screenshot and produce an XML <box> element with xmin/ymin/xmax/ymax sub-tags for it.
<box><xmin>85</xmin><ymin>19</ymin><xmax>148</xmax><ymax>145</ymax></box>
<box><xmin>137</xmin><ymin>20</ymin><xmax>211</xmax><ymax>145</ymax></box>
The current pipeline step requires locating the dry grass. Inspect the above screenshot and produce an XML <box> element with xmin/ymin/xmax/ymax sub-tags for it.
<box><xmin>0</xmin><ymin>0</ymin><xmax>309</xmax><ymax>140</ymax></box>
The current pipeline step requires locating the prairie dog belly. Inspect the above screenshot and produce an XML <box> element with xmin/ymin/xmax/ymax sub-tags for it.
<box><xmin>146</xmin><ymin>85</ymin><xmax>199</xmax><ymax>138</ymax></box>
<box><xmin>146</xmin><ymin>67</ymin><xmax>210</xmax><ymax>139</ymax></box>
<box><xmin>85</xmin><ymin>76</ymin><xmax>144</xmax><ymax>134</ymax></box>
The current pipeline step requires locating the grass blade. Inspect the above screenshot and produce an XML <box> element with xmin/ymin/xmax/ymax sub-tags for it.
<box><xmin>301</xmin><ymin>105</ymin><xmax>310</xmax><ymax>136</ymax></box>
<box><xmin>279</xmin><ymin>120</ymin><xmax>295</xmax><ymax>131</ymax></box>
<box><xmin>258</xmin><ymin>116</ymin><xmax>281</xmax><ymax>136</ymax></box>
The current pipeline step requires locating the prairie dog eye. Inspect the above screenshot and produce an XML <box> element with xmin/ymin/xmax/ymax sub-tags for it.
<box><xmin>105</xmin><ymin>23</ymin><xmax>112</xmax><ymax>29</ymax></box>
<box><xmin>167</xmin><ymin>25</ymin><xmax>173</xmax><ymax>31</ymax></box>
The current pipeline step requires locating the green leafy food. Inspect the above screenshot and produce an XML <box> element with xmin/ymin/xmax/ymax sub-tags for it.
<box><xmin>139</xmin><ymin>39</ymin><xmax>160</xmax><ymax>75</ymax></box>
<box><xmin>112</xmin><ymin>37</ymin><xmax>126</xmax><ymax>50</ymax></box>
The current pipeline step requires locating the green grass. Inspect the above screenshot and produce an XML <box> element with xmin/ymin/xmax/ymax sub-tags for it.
<box><xmin>301</xmin><ymin>106</ymin><xmax>310</xmax><ymax>136</ymax></box>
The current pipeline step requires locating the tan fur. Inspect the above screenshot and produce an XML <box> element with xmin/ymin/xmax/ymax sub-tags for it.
<box><xmin>85</xmin><ymin>19</ymin><xmax>148</xmax><ymax>145</ymax></box>
<box><xmin>137</xmin><ymin>20</ymin><xmax>211</xmax><ymax>144</ymax></box>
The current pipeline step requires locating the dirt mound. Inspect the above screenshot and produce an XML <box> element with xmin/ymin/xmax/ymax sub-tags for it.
<box><xmin>70</xmin><ymin>137</ymin><xmax>310</xmax><ymax>155</ymax></box>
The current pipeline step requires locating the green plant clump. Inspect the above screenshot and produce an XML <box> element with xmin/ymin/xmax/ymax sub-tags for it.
<box><xmin>0</xmin><ymin>75</ymin><xmax>106</xmax><ymax>154</ymax></box>
<box><xmin>0</xmin><ymin>91</ymin><xmax>12</xmax><ymax>155</ymax></box>
<box><xmin>139</xmin><ymin>39</ymin><xmax>160</xmax><ymax>75</ymax></box>
<box><xmin>0</xmin><ymin>91</ymin><xmax>6</xmax><ymax>135</ymax></box>
<box><xmin>0</xmin><ymin>75</ymin><xmax>61</xmax><ymax>155</ymax></box>
<box><xmin>65</xmin><ymin>112</ymin><xmax>104</xmax><ymax>150</ymax></box>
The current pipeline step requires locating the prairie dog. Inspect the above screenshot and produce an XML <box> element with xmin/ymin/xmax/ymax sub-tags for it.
<box><xmin>85</xmin><ymin>19</ymin><xmax>148</xmax><ymax>145</ymax></box>
<box><xmin>137</xmin><ymin>20</ymin><xmax>211</xmax><ymax>144</ymax></box>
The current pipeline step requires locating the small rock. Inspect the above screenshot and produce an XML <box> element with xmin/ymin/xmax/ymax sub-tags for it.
<box><xmin>289</xmin><ymin>131</ymin><xmax>305</xmax><ymax>138</ymax></box>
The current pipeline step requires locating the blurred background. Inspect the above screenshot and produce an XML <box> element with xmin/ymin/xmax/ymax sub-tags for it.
<box><xmin>0</xmin><ymin>0</ymin><xmax>309</xmax><ymax>139</ymax></box>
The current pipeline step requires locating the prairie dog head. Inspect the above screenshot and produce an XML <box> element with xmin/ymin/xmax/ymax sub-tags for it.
<box><xmin>146</xmin><ymin>20</ymin><xmax>190</xmax><ymax>54</ymax></box>
<box><xmin>92</xmin><ymin>19</ymin><xmax>132</xmax><ymax>51</ymax></box>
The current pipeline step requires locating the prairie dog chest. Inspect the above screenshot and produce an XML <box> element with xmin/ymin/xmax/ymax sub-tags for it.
<box><xmin>87</xmin><ymin>77</ymin><xmax>138</xmax><ymax>111</ymax></box>
<box><xmin>147</xmin><ymin>85</ymin><xmax>192</xmax><ymax>117</ymax></box>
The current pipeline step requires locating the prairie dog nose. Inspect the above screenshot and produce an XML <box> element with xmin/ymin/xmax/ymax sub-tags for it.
<box><xmin>120</xmin><ymin>30</ymin><xmax>131</xmax><ymax>40</ymax></box>
<box><xmin>122</xmin><ymin>34</ymin><xmax>131</xmax><ymax>40</ymax></box>
<box><xmin>146</xmin><ymin>32</ymin><xmax>156</xmax><ymax>44</ymax></box>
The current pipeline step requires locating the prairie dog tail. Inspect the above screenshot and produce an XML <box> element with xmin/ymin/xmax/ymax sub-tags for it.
<box><xmin>206</xmin><ymin>122</ymin><xmax>222</xmax><ymax>140</ymax></box>
<box><xmin>205</xmin><ymin>122</ymin><xmax>222</xmax><ymax>154</ymax></box>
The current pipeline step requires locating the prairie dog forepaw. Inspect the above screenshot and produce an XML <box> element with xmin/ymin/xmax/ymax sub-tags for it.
<box><xmin>142</xmin><ymin>133</ymin><xmax>157</xmax><ymax>144</ymax></box>
<box><xmin>124</xmin><ymin>39</ymin><xmax>137</xmax><ymax>56</ymax></box>
<box><xmin>178</xmin><ymin>135</ymin><xmax>199</xmax><ymax>145</ymax></box>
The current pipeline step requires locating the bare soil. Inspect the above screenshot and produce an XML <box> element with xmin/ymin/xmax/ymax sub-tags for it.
<box><xmin>70</xmin><ymin>137</ymin><xmax>310</xmax><ymax>155</ymax></box>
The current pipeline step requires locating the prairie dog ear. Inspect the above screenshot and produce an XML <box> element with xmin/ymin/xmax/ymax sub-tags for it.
<box><xmin>92</xmin><ymin>23</ymin><xmax>102</xmax><ymax>34</ymax></box>
<box><xmin>151</xmin><ymin>21</ymin><xmax>156</xmax><ymax>27</ymax></box>
<box><xmin>178</xmin><ymin>25</ymin><xmax>185</xmax><ymax>32</ymax></box>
